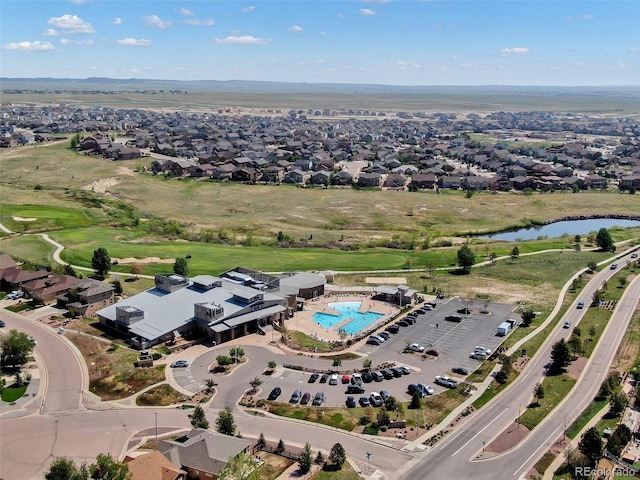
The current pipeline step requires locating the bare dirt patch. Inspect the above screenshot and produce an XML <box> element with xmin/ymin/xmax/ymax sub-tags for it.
<box><xmin>365</xmin><ymin>277</ymin><xmax>407</xmax><ymax>284</ymax></box>
<box><xmin>12</xmin><ymin>216</ymin><xmax>37</xmax><ymax>222</ymax></box>
<box><xmin>112</xmin><ymin>256</ymin><xmax>174</xmax><ymax>264</ymax></box>
<box><xmin>565</xmin><ymin>356</ymin><xmax>588</xmax><ymax>380</ymax></box>
<box><xmin>81</xmin><ymin>177</ymin><xmax>120</xmax><ymax>193</ymax></box>
<box><xmin>485</xmin><ymin>421</ymin><xmax>531</xmax><ymax>454</ymax></box>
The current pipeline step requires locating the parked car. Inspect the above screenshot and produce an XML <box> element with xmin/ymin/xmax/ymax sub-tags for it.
<box><xmin>474</xmin><ymin>346</ymin><xmax>491</xmax><ymax>355</ymax></box>
<box><xmin>320</xmin><ymin>373</ymin><xmax>329</xmax><ymax>383</ymax></box>
<box><xmin>426</xmin><ymin>301</ymin><xmax>437</xmax><ymax>308</ymax></box>
<box><xmin>342</xmin><ymin>375</ymin><xmax>351</xmax><ymax>384</ymax></box>
<box><xmin>452</xmin><ymin>367</ymin><xmax>469</xmax><ymax>376</ymax></box>
<box><xmin>470</xmin><ymin>351</ymin><xmax>488</xmax><ymax>360</ymax></box>
<box><xmin>407</xmin><ymin>343</ymin><xmax>425</xmax><ymax>353</ymax></box>
<box><xmin>407</xmin><ymin>383</ymin><xmax>433</xmax><ymax>398</ymax></box>
<box><xmin>419</xmin><ymin>383</ymin><xmax>435</xmax><ymax>396</ymax></box>
<box><xmin>312</xmin><ymin>392</ymin><xmax>325</xmax><ymax>406</ymax></box>
<box><xmin>170</xmin><ymin>360</ymin><xmax>189</xmax><ymax>368</ymax></box>
<box><xmin>351</xmin><ymin>373</ymin><xmax>363</xmax><ymax>385</ymax></box>
<box><xmin>422</xmin><ymin>304</ymin><xmax>434</xmax><ymax>311</ymax></box>
<box><xmin>398</xmin><ymin>366</ymin><xmax>411</xmax><ymax>375</ymax></box>
<box><xmin>359</xmin><ymin>397</ymin><xmax>370</xmax><ymax>407</ymax></box>
<box><xmin>308</xmin><ymin>373</ymin><xmax>319</xmax><ymax>383</ymax></box>
<box><xmin>300</xmin><ymin>392</ymin><xmax>311</xmax><ymax>405</ymax></box>
<box><xmin>289</xmin><ymin>389</ymin><xmax>301</xmax><ymax>403</ymax></box>
<box><xmin>396</xmin><ymin>320</ymin><xmax>409</xmax><ymax>327</ymax></box>
<box><xmin>404</xmin><ymin>317</ymin><xmax>416</xmax><ymax>325</ymax></box>
<box><xmin>380</xmin><ymin>390</ymin><xmax>391</xmax><ymax>401</ymax></box>
<box><xmin>329</xmin><ymin>374</ymin><xmax>339</xmax><ymax>385</ymax></box>
<box><xmin>369</xmin><ymin>392</ymin><xmax>383</xmax><ymax>407</ymax></box>
<box><xmin>346</xmin><ymin>396</ymin><xmax>357</xmax><ymax>408</ymax></box>
<box><xmin>382</xmin><ymin>369</ymin><xmax>395</xmax><ymax>380</ymax></box>
<box><xmin>378</xmin><ymin>331</ymin><xmax>391</xmax><ymax>340</ymax></box>
<box><xmin>367</xmin><ymin>336</ymin><xmax>383</xmax><ymax>345</ymax></box>
<box><xmin>445</xmin><ymin>314</ymin><xmax>462</xmax><ymax>322</ymax></box>
<box><xmin>577</xmin><ymin>302</ymin><xmax>584</xmax><ymax>309</ymax></box>
<box><xmin>346</xmin><ymin>384</ymin><xmax>365</xmax><ymax>394</ymax></box>
<box><xmin>391</xmin><ymin>367</ymin><xmax>404</xmax><ymax>377</ymax></box>
<box><xmin>434</xmin><ymin>375</ymin><xmax>459</xmax><ymax>389</ymax></box>
<box><xmin>372</xmin><ymin>371</ymin><xmax>384</xmax><ymax>382</ymax></box>
<box><xmin>362</xmin><ymin>371</ymin><xmax>373</xmax><ymax>383</ymax></box>
<box><xmin>385</xmin><ymin>325</ymin><xmax>400</xmax><ymax>334</ymax></box>
<box><xmin>268</xmin><ymin>387</ymin><xmax>282</xmax><ymax>400</ymax></box>
<box><xmin>425</xmin><ymin>348</ymin><xmax>440</xmax><ymax>357</ymax></box>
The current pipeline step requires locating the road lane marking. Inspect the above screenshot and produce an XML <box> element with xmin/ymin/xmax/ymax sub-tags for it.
<box><xmin>451</xmin><ymin>408</ymin><xmax>508</xmax><ymax>457</ymax></box>
<box><xmin>513</xmin><ymin>425</ymin><xmax>561</xmax><ymax>476</ymax></box>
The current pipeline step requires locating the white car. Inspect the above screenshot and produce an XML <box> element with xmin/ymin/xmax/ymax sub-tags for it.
<box><xmin>170</xmin><ymin>359</ymin><xmax>189</xmax><ymax>368</ymax></box>
<box><xmin>407</xmin><ymin>343</ymin><xmax>425</xmax><ymax>353</ymax></box>
<box><xmin>369</xmin><ymin>392</ymin><xmax>383</xmax><ymax>407</ymax></box>
<box><xmin>470</xmin><ymin>351</ymin><xmax>488</xmax><ymax>360</ymax></box>
<box><xmin>474</xmin><ymin>346</ymin><xmax>491</xmax><ymax>355</ymax></box>
<box><xmin>434</xmin><ymin>375</ymin><xmax>459</xmax><ymax>389</ymax></box>
<box><xmin>329</xmin><ymin>374</ymin><xmax>339</xmax><ymax>385</ymax></box>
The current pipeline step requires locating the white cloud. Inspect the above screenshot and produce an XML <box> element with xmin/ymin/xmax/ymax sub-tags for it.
<box><xmin>359</xmin><ymin>8</ymin><xmax>377</xmax><ymax>16</ymax></box>
<box><xmin>241</xmin><ymin>6</ymin><xmax>255</xmax><ymax>13</ymax></box>
<box><xmin>500</xmin><ymin>47</ymin><xmax>530</xmax><ymax>55</ymax></box>
<box><xmin>629</xmin><ymin>47</ymin><xmax>640</xmax><ymax>53</ymax></box>
<box><xmin>143</xmin><ymin>15</ymin><xmax>172</xmax><ymax>29</ymax></box>
<box><xmin>3</xmin><ymin>40</ymin><xmax>56</xmax><ymax>51</ymax></box>
<box><xmin>288</xmin><ymin>25</ymin><xmax>303</xmax><ymax>32</ymax></box>
<box><xmin>176</xmin><ymin>8</ymin><xmax>193</xmax><ymax>16</ymax></box>
<box><xmin>184</xmin><ymin>19</ymin><xmax>215</xmax><ymax>26</ymax></box>
<box><xmin>396</xmin><ymin>61</ymin><xmax>408</xmax><ymax>68</ymax></box>
<box><xmin>60</xmin><ymin>38</ymin><xmax>94</xmax><ymax>45</ymax></box>
<box><xmin>336</xmin><ymin>13</ymin><xmax>346</xmax><ymax>19</ymax></box>
<box><xmin>567</xmin><ymin>14</ymin><xmax>594</xmax><ymax>21</ymax></box>
<box><xmin>113</xmin><ymin>17</ymin><xmax>122</xmax><ymax>25</ymax></box>
<box><xmin>213</xmin><ymin>35</ymin><xmax>271</xmax><ymax>45</ymax></box>
<box><xmin>42</xmin><ymin>29</ymin><xmax>59</xmax><ymax>36</ymax></box>
<box><xmin>48</xmin><ymin>14</ymin><xmax>95</xmax><ymax>34</ymax></box>
<box><xmin>117</xmin><ymin>37</ymin><xmax>152</xmax><ymax>46</ymax></box>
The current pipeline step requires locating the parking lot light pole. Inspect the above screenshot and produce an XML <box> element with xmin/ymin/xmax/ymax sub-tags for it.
<box><xmin>155</xmin><ymin>412</ymin><xmax>158</xmax><ymax>439</ymax></box>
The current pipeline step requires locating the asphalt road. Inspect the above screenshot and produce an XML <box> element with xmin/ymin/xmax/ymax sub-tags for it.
<box><xmin>399</xmin><ymin>253</ymin><xmax>640</xmax><ymax>480</ymax></box>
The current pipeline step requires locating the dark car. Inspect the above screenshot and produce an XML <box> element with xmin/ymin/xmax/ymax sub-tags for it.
<box><xmin>300</xmin><ymin>392</ymin><xmax>311</xmax><ymax>405</ymax></box>
<box><xmin>320</xmin><ymin>373</ymin><xmax>329</xmax><ymax>383</ymax></box>
<box><xmin>308</xmin><ymin>373</ymin><xmax>319</xmax><ymax>383</ymax></box>
<box><xmin>346</xmin><ymin>396</ymin><xmax>357</xmax><ymax>408</ymax></box>
<box><xmin>382</xmin><ymin>369</ymin><xmax>395</xmax><ymax>380</ymax></box>
<box><xmin>404</xmin><ymin>317</ymin><xmax>415</xmax><ymax>325</ymax></box>
<box><xmin>359</xmin><ymin>396</ymin><xmax>370</xmax><ymax>407</ymax></box>
<box><xmin>385</xmin><ymin>325</ymin><xmax>400</xmax><ymax>334</ymax></box>
<box><xmin>346</xmin><ymin>385</ymin><xmax>365</xmax><ymax>394</ymax></box>
<box><xmin>452</xmin><ymin>367</ymin><xmax>469</xmax><ymax>376</ymax></box>
<box><xmin>378</xmin><ymin>331</ymin><xmax>391</xmax><ymax>340</ymax></box>
<box><xmin>391</xmin><ymin>367</ymin><xmax>404</xmax><ymax>377</ymax></box>
<box><xmin>445</xmin><ymin>314</ymin><xmax>462</xmax><ymax>322</ymax></box>
<box><xmin>312</xmin><ymin>391</ymin><xmax>325</xmax><ymax>406</ymax></box>
<box><xmin>577</xmin><ymin>302</ymin><xmax>584</xmax><ymax>309</ymax></box>
<box><xmin>289</xmin><ymin>389</ymin><xmax>302</xmax><ymax>403</ymax></box>
<box><xmin>425</xmin><ymin>348</ymin><xmax>440</xmax><ymax>357</ymax></box>
<box><xmin>362</xmin><ymin>371</ymin><xmax>373</xmax><ymax>383</ymax></box>
<box><xmin>0</xmin><ymin>320</ymin><xmax>5</xmax><ymax>328</ymax></box>
<box><xmin>268</xmin><ymin>387</ymin><xmax>282</xmax><ymax>400</ymax></box>
<box><xmin>397</xmin><ymin>320</ymin><xmax>409</xmax><ymax>327</ymax></box>
<box><xmin>372</xmin><ymin>371</ymin><xmax>384</xmax><ymax>382</ymax></box>
<box><xmin>398</xmin><ymin>366</ymin><xmax>411</xmax><ymax>375</ymax></box>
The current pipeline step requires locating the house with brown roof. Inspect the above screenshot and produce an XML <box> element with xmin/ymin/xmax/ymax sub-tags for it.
<box><xmin>125</xmin><ymin>451</ymin><xmax>186</xmax><ymax>480</ymax></box>
<box><xmin>0</xmin><ymin>266</ymin><xmax>49</xmax><ymax>290</ymax></box>
<box><xmin>158</xmin><ymin>429</ymin><xmax>253</xmax><ymax>480</ymax></box>
<box><xmin>58</xmin><ymin>278</ymin><xmax>115</xmax><ymax>316</ymax></box>
<box><xmin>410</xmin><ymin>172</ymin><xmax>437</xmax><ymax>190</ymax></box>
<box><xmin>22</xmin><ymin>274</ymin><xmax>80</xmax><ymax>305</ymax></box>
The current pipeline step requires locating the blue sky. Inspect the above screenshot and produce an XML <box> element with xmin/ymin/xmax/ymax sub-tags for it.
<box><xmin>1</xmin><ymin>0</ymin><xmax>638</xmax><ymax>86</ymax></box>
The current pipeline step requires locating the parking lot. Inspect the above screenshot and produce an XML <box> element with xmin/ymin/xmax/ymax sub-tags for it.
<box><xmin>257</xmin><ymin>297</ymin><xmax>518</xmax><ymax>408</ymax></box>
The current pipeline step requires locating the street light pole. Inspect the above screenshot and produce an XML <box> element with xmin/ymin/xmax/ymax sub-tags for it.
<box><xmin>155</xmin><ymin>412</ymin><xmax>158</xmax><ymax>439</ymax></box>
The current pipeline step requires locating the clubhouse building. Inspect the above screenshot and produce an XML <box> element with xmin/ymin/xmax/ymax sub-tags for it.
<box><xmin>96</xmin><ymin>267</ymin><xmax>325</xmax><ymax>349</ymax></box>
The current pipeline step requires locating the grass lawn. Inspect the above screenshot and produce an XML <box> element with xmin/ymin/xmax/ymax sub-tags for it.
<box><xmin>519</xmin><ymin>374</ymin><xmax>576</xmax><ymax>430</ymax></box>
<box><xmin>136</xmin><ymin>383</ymin><xmax>186</xmax><ymax>406</ymax></box>
<box><xmin>1</xmin><ymin>385</ymin><xmax>28</xmax><ymax>402</ymax></box>
<box><xmin>0</xmin><ymin>204</ymin><xmax>95</xmax><ymax>234</ymax></box>
<box><xmin>312</xmin><ymin>461</ymin><xmax>362</xmax><ymax>480</ymax></box>
<box><xmin>566</xmin><ymin>399</ymin><xmax>609</xmax><ymax>439</ymax></box>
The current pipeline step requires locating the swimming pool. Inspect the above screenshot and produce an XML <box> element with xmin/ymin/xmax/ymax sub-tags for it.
<box><xmin>313</xmin><ymin>301</ymin><xmax>384</xmax><ymax>335</ymax></box>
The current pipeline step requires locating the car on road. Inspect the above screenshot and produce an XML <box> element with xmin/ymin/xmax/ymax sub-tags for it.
<box><xmin>329</xmin><ymin>374</ymin><xmax>339</xmax><ymax>385</ymax></box>
<box><xmin>268</xmin><ymin>387</ymin><xmax>282</xmax><ymax>400</ymax></box>
<box><xmin>0</xmin><ymin>320</ymin><xmax>5</xmax><ymax>328</ymax></box>
<box><xmin>452</xmin><ymin>367</ymin><xmax>469</xmax><ymax>376</ymax></box>
<box><xmin>369</xmin><ymin>392</ymin><xmax>384</xmax><ymax>407</ymax></box>
<box><xmin>632</xmin><ymin>253</ymin><xmax>638</xmax><ymax>259</ymax></box>
<box><xmin>563</xmin><ymin>321</ymin><xmax>571</xmax><ymax>329</ymax></box>
<box><xmin>312</xmin><ymin>392</ymin><xmax>325</xmax><ymax>406</ymax></box>
<box><xmin>308</xmin><ymin>373</ymin><xmax>319</xmax><ymax>383</ymax></box>
<box><xmin>359</xmin><ymin>396</ymin><xmax>370</xmax><ymax>407</ymax></box>
<box><xmin>346</xmin><ymin>396</ymin><xmax>357</xmax><ymax>408</ymax></box>
<box><xmin>407</xmin><ymin>343</ymin><xmax>425</xmax><ymax>353</ymax></box>
<box><xmin>435</xmin><ymin>375</ymin><xmax>459</xmax><ymax>389</ymax></box>
<box><xmin>610</xmin><ymin>263</ymin><xmax>618</xmax><ymax>270</ymax></box>
<box><xmin>289</xmin><ymin>389</ymin><xmax>301</xmax><ymax>403</ymax></box>
<box><xmin>320</xmin><ymin>373</ymin><xmax>329</xmax><ymax>383</ymax></box>
<box><xmin>577</xmin><ymin>301</ymin><xmax>584</xmax><ymax>309</ymax></box>
<box><xmin>300</xmin><ymin>392</ymin><xmax>311</xmax><ymax>405</ymax></box>
<box><xmin>170</xmin><ymin>360</ymin><xmax>189</xmax><ymax>368</ymax></box>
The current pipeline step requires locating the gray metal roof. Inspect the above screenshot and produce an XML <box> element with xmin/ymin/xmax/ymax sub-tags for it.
<box><xmin>279</xmin><ymin>271</ymin><xmax>325</xmax><ymax>289</ymax></box>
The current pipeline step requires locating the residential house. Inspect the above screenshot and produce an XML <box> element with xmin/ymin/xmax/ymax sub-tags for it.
<box><xmin>332</xmin><ymin>170</ymin><xmax>353</xmax><ymax>186</ymax></box>
<box><xmin>357</xmin><ymin>172</ymin><xmax>381</xmax><ymax>188</ymax></box>
<box><xmin>438</xmin><ymin>176</ymin><xmax>462</xmax><ymax>190</ymax></box>
<box><xmin>58</xmin><ymin>278</ymin><xmax>115</xmax><ymax>317</ymax></box>
<box><xmin>619</xmin><ymin>174</ymin><xmax>640</xmax><ymax>190</ymax></box>
<box><xmin>511</xmin><ymin>175</ymin><xmax>534</xmax><ymax>190</ymax></box>
<box><xmin>462</xmin><ymin>176</ymin><xmax>489</xmax><ymax>191</ymax></box>
<box><xmin>231</xmin><ymin>167</ymin><xmax>258</xmax><ymax>182</ymax></box>
<box><xmin>212</xmin><ymin>163</ymin><xmax>236</xmax><ymax>180</ymax></box>
<box><xmin>125</xmin><ymin>451</ymin><xmax>186</xmax><ymax>480</ymax></box>
<box><xmin>158</xmin><ymin>429</ymin><xmax>253</xmax><ymax>480</ymax></box>
<box><xmin>261</xmin><ymin>165</ymin><xmax>284</xmax><ymax>183</ymax></box>
<box><xmin>383</xmin><ymin>173</ymin><xmax>407</xmax><ymax>189</ymax></box>
<box><xmin>372</xmin><ymin>284</ymin><xmax>418</xmax><ymax>306</ymax></box>
<box><xmin>0</xmin><ymin>266</ymin><xmax>49</xmax><ymax>291</ymax></box>
<box><xmin>584</xmin><ymin>174</ymin><xmax>606</xmax><ymax>189</ymax></box>
<box><xmin>22</xmin><ymin>274</ymin><xmax>80</xmax><ymax>305</ymax></box>
<box><xmin>410</xmin><ymin>173</ymin><xmax>437</xmax><ymax>190</ymax></box>
<box><xmin>284</xmin><ymin>169</ymin><xmax>306</xmax><ymax>184</ymax></box>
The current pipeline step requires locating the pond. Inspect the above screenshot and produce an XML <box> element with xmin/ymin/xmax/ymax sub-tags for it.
<box><xmin>481</xmin><ymin>218</ymin><xmax>640</xmax><ymax>242</ymax></box>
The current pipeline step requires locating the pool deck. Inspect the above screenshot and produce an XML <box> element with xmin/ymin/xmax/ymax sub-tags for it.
<box><xmin>292</xmin><ymin>294</ymin><xmax>399</xmax><ymax>343</ymax></box>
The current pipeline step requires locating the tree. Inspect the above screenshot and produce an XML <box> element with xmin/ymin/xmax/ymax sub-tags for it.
<box><xmin>216</xmin><ymin>407</ymin><xmax>237</xmax><ymax>436</ymax></box>
<box><xmin>549</xmin><ymin>339</ymin><xmax>572</xmax><ymax>374</ymax></box>
<box><xmin>0</xmin><ymin>329</ymin><xmax>35</xmax><ymax>368</ymax></box>
<box><xmin>578</xmin><ymin>426</ymin><xmax>602</xmax><ymax>467</ymax></box>
<box><xmin>329</xmin><ymin>443</ymin><xmax>347</xmax><ymax>470</ymax></box>
<box><xmin>249</xmin><ymin>376</ymin><xmax>262</xmax><ymax>394</ymax></box>
<box><xmin>409</xmin><ymin>391</ymin><xmax>422</xmax><ymax>410</ymax></box>
<box><xmin>592</xmin><ymin>289</ymin><xmax>602</xmax><ymax>306</ymax></box>
<box><xmin>510</xmin><ymin>246</ymin><xmax>520</xmax><ymax>260</ymax></box>
<box><xmin>595</xmin><ymin>228</ymin><xmax>615</xmax><ymax>252</ymax></box>
<box><xmin>587</xmin><ymin>261</ymin><xmax>597</xmax><ymax>273</ymax></box>
<box><xmin>315</xmin><ymin>450</ymin><xmax>324</xmax><ymax>465</ymax></box>
<box><xmin>618</xmin><ymin>275</ymin><xmax>628</xmax><ymax>288</ymax></box>
<box><xmin>45</xmin><ymin>457</ymin><xmax>85</xmax><ymax>480</ymax></box>
<box><xmin>533</xmin><ymin>383</ymin><xmax>545</xmax><ymax>406</ymax></box>
<box><xmin>91</xmin><ymin>247</ymin><xmax>111</xmax><ymax>279</ymax></box>
<box><xmin>299</xmin><ymin>442</ymin><xmax>313</xmax><ymax>474</ymax></box>
<box><xmin>88</xmin><ymin>453</ymin><xmax>131</xmax><ymax>480</ymax></box>
<box><xmin>332</xmin><ymin>358</ymin><xmax>342</xmax><ymax>368</ymax></box>
<box><xmin>62</xmin><ymin>263</ymin><xmax>79</xmax><ymax>278</ymax></box>
<box><xmin>520</xmin><ymin>309</ymin><xmax>536</xmax><ymax>327</ymax></box>
<box><xmin>216</xmin><ymin>355</ymin><xmax>233</xmax><ymax>368</ymax></box>
<box><xmin>494</xmin><ymin>355</ymin><xmax>512</xmax><ymax>384</ymax></box>
<box><xmin>111</xmin><ymin>279</ymin><xmax>122</xmax><ymax>295</ymax></box>
<box><xmin>362</xmin><ymin>358</ymin><xmax>372</xmax><ymax>370</ymax></box>
<box><xmin>376</xmin><ymin>409</ymin><xmax>391</xmax><ymax>428</ymax></box>
<box><xmin>609</xmin><ymin>390</ymin><xmax>628</xmax><ymax>416</ymax></box>
<box><xmin>256</xmin><ymin>432</ymin><xmax>266</xmax><ymax>450</ymax></box>
<box><xmin>218</xmin><ymin>452</ymin><xmax>259</xmax><ymax>480</ymax></box>
<box><xmin>567</xmin><ymin>335</ymin><xmax>583</xmax><ymax>356</ymax></box>
<box><xmin>457</xmin><ymin>244</ymin><xmax>476</xmax><ymax>271</ymax></box>
<box><xmin>173</xmin><ymin>257</ymin><xmax>189</xmax><ymax>276</ymax></box>
<box><xmin>229</xmin><ymin>346</ymin><xmax>244</xmax><ymax>363</ymax></box>
<box><xmin>267</xmin><ymin>360</ymin><xmax>277</xmax><ymax>370</ymax></box>
<box><xmin>189</xmin><ymin>405</ymin><xmax>209</xmax><ymax>429</ymax></box>
<box><xmin>275</xmin><ymin>439</ymin><xmax>285</xmax><ymax>455</ymax></box>
<box><xmin>130</xmin><ymin>263</ymin><xmax>143</xmax><ymax>279</ymax></box>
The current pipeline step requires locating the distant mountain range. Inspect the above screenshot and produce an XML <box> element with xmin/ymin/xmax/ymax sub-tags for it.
<box><xmin>2</xmin><ymin>77</ymin><xmax>639</xmax><ymax>97</ymax></box>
